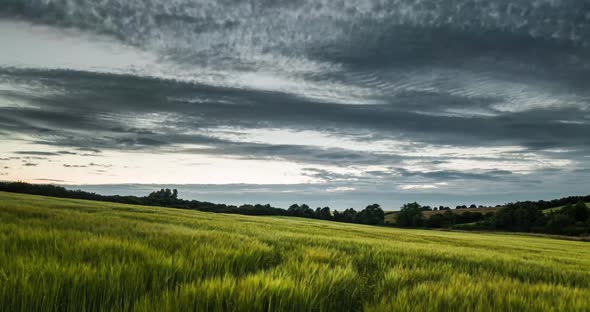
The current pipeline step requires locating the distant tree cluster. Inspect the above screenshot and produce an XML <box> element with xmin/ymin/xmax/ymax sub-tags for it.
<box><xmin>494</xmin><ymin>201</ymin><xmax>590</xmax><ymax>236</ymax></box>
<box><xmin>288</xmin><ymin>203</ymin><xmax>385</xmax><ymax>225</ymax></box>
<box><xmin>395</xmin><ymin>197</ymin><xmax>590</xmax><ymax>236</ymax></box>
<box><xmin>395</xmin><ymin>202</ymin><xmax>491</xmax><ymax>228</ymax></box>
<box><xmin>0</xmin><ymin>182</ymin><xmax>384</xmax><ymax>225</ymax></box>
<box><xmin>395</xmin><ymin>202</ymin><xmax>425</xmax><ymax>227</ymax></box>
<box><xmin>427</xmin><ymin>210</ymin><xmax>494</xmax><ymax>228</ymax></box>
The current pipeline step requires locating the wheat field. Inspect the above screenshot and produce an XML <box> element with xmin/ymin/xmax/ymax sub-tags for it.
<box><xmin>1</xmin><ymin>191</ymin><xmax>589</xmax><ymax>311</ymax></box>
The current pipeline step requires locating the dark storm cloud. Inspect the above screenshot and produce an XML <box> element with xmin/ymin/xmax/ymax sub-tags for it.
<box><xmin>1</xmin><ymin>68</ymin><xmax>589</xmax><ymax>152</ymax></box>
<box><xmin>0</xmin><ymin>66</ymin><xmax>589</xmax><ymax>172</ymax></box>
<box><xmin>4</xmin><ymin>0</ymin><xmax>589</xmax><ymax>58</ymax></box>
<box><xmin>23</xmin><ymin>163</ymin><xmax>38</xmax><ymax>167</ymax></box>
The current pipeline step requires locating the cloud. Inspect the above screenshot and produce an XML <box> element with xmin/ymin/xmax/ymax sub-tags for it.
<box><xmin>0</xmin><ymin>1</ymin><xmax>589</xmax><ymax>207</ymax></box>
<box><xmin>1</xmin><ymin>67</ymin><xmax>588</xmax><ymax>156</ymax></box>
<box><xmin>399</xmin><ymin>184</ymin><xmax>440</xmax><ymax>191</ymax></box>
<box><xmin>23</xmin><ymin>162</ymin><xmax>38</xmax><ymax>167</ymax></box>
<box><xmin>35</xmin><ymin>178</ymin><xmax>66</xmax><ymax>182</ymax></box>
<box><xmin>14</xmin><ymin>151</ymin><xmax>60</xmax><ymax>156</ymax></box>
<box><xmin>326</xmin><ymin>187</ymin><xmax>356</xmax><ymax>192</ymax></box>
<box><xmin>395</xmin><ymin>168</ymin><xmax>514</xmax><ymax>181</ymax></box>
<box><xmin>88</xmin><ymin>163</ymin><xmax>112</xmax><ymax>168</ymax></box>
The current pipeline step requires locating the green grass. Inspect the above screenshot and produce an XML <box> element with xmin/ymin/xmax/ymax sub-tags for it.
<box><xmin>1</xmin><ymin>191</ymin><xmax>589</xmax><ymax>311</ymax></box>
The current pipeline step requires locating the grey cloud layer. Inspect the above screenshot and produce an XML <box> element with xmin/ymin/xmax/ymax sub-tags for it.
<box><xmin>1</xmin><ymin>67</ymin><xmax>588</xmax><ymax>154</ymax></box>
<box><xmin>1</xmin><ymin>0</ymin><xmax>589</xmax><ymax>207</ymax></box>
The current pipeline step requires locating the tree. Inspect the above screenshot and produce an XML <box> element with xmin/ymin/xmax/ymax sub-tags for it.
<box><xmin>315</xmin><ymin>207</ymin><xmax>322</xmax><ymax>218</ymax></box>
<box><xmin>287</xmin><ymin>204</ymin><xmax>314</xmax><ymax>218</ymax></box>
<box><xmin>319</xmin><ymin>207</ymin><xmax>332</xmax><ymax>220</ymax></box>
<box><xmin>443</xmin><ymin>209</ymin><xmax>456</xmax><ymax>226</ymax></box>
<box><xmin>546</xmin><ymin>214</ymin><xmax>574</xmax><ymax>234</ymax></box>
<box><xmin>574</xmin><ymin>201</ymin><xmax>590</xmax><ymax>222</ymax></box>
<box><xmin>333</xmin><ymin>210</ymin><xmax>342</xmax><ymax>221</ymax></box>
<box><xmin>340</xmin><ymin>208</ymin><xmax>357</xmax><ymax>223</ymax></box>
<box><xmin>493</xmin><ymin>204</ymin><xmax>544</xmax><ymax>232</ymax></box>
<box><xmin>396</xmin><ymin>202</ymin><xmax>424</xmax><ymax>227</ymax></box>
<box><xmin>288</xmin><ymin>204</ymin><xmax>300</xmax><ymax>214</ymax></box>
<box><xmin>147</xmin><ymin>188</ymin><xmax>180</xmax><ymax>206</ymax></box>
<box><xmin>562</xmin><ymin>202</ymin><xmax>590</xmax><ymax>222</ymax></box>
<box><xmin>357</xmin><ymin>204</ymin><xmax>385</xmax><ymax>225</ymax></box>
<box><xmin>300</xmin><ymin>204</ymin><xmax>315</xmax><ymax>218</ymax></box>
<box><xmin>426</xmin><ymin>214</ymin><xmax>446</xmax><ymax>228</ymax></box>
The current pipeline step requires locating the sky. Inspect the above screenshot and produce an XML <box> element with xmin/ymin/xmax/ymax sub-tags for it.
<box><xmin>0</xmin><ymin>0</ymin><xmax>589</xmax><ymax>210</ymax></box>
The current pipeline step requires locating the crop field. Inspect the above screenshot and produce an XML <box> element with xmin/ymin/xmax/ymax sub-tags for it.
<box><xmin>1</xmin><ymin>191</ymin><xmax>589</xmax><ymax>311</ymax></box>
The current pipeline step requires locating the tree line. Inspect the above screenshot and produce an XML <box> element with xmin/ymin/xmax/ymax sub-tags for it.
<box><xmin>2</xmin><ymin>181</ymin><xmax>589</xmax><ymax>236</ymax></box>
<box><xmin>0</xmin><ymin>182</ymin><xmax>385</xmax><ymax>225</ymax></box>
<box><xmin>394</xmin><ymin>198</ymin><xmax>590</xmax><ymax>236</ymax></box>
<box><xmin>287</xmin><ymin>203</ymin><xmax>385</xmax><ymax>225</ymax></box>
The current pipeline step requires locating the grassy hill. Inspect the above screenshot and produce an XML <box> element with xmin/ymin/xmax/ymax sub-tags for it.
<box><xmin>1</xmin><ymin>192</ymin><xmax>589</xmax><ymax>311</ymax></box>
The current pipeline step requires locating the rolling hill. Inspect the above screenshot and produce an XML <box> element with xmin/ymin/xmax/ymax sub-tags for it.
<box><xmin>1</xmin><ymin>192</ymin><xmax>589</xmax><ymax>311</ymax></box>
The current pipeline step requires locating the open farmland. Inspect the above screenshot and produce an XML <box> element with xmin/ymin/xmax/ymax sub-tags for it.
<box><xmin>1</xmin><ymin>191</ymin><xmax>589</xmax><ymax>312</ymax></box>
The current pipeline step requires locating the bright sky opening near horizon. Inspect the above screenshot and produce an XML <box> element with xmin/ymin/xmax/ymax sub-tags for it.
<box><xmin>1</xmin><ymin>0</ymin><xmax>589</xmax><ymax>209</ymax></box>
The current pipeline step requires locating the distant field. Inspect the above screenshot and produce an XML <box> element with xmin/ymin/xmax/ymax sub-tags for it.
<box><xmin>1</xmin><ymin>192</ymin><xmax>589</xmax><ymax>311</ymax></box>
<box><xmin>385</xmin><ymin>206</ymin><xmax>502</xmax><ymax>224</ymax></box>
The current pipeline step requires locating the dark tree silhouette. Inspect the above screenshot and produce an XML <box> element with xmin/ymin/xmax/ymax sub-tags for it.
<box><xmin>396</xmin><ymin>202</ymin><xmax>424</xmax><ymax>227</ymax></box>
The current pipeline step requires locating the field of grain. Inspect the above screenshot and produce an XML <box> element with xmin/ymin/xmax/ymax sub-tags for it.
<box><xmin>1</xmin><ymin>191</ymin><xmax>589</xmax><ymax>311</ymax></box>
